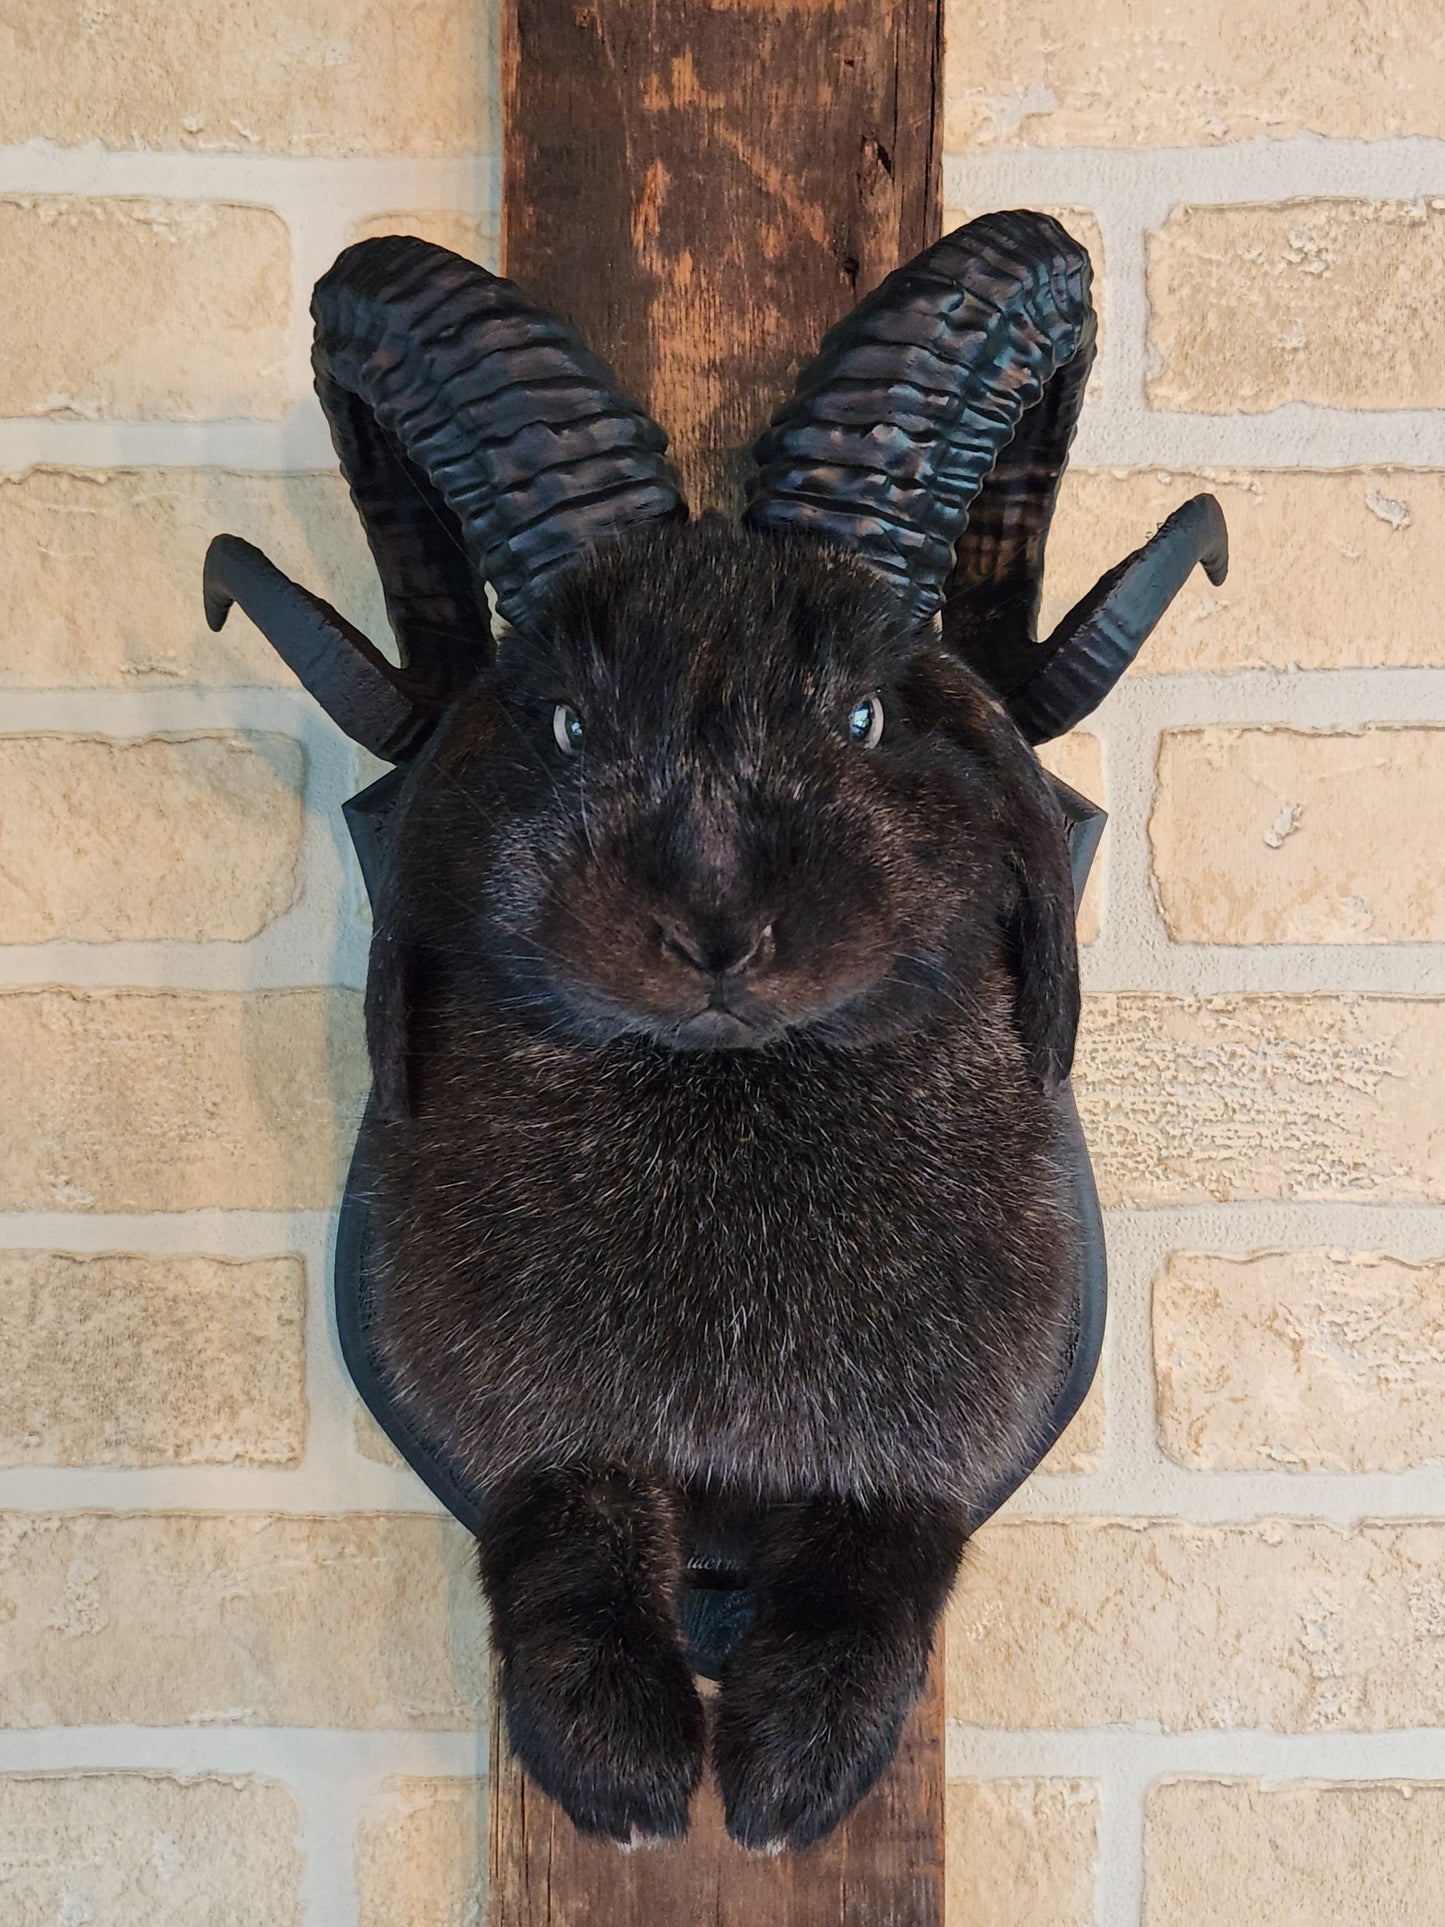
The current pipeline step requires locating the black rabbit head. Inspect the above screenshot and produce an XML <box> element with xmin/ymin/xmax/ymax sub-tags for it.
<box><xmin>203</xmin><ymin>211</ymin><xmax>1226</xmax><ymax>1099</ymax></box>
<box><xmin>380</xmin><ymin>516</ymin><xmax>1079</xmax><ymax>1085</ymax></box>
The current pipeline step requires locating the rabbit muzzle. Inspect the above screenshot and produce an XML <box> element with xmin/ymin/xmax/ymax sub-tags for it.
<box><xmin>651</xmin><ymin>914</ymin><xmax>777</xmax><ymax>1049</ymax></box>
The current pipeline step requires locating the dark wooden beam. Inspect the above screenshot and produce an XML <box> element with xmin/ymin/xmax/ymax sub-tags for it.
<box><xmin>495</xmin><ymin>3</ymin><xmax>946</xmax><ymax>1916</ymax></box>
<box><xmin>503</xmin><ymin>0</ymin><xmax>943</xmax><ymax>511</ymax></box>
<box><xmin>489</xmin><ymin>1646</ymin><xmax>946</xmax><ymax>1926</ymax></box>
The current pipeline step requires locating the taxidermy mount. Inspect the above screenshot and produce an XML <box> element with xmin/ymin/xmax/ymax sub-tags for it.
<box><xmin>204</xmin><ymin>210</ymin><xmax>1226</xmax><ymax>1853</ymax></box>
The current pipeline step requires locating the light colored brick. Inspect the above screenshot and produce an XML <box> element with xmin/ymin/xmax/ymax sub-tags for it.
<box><xmin>1037</xmin><ymin>1375</ymin><xmax>1104</xmax><ymax>1476</ymax></box>
<box><xmin>0</xmin><ymin>198</ymin><xmax>289</xmax><ymax>420</ymax></box>
<box><xmin>0</xmin><ymin>466</ymin><xmax>385</xmax><ymax>690</ymax></box>
<box><xmin>355</xmin><ymin>1404</ymin><xmax>408</xmax><ymax>1468</ymax></box>
<box><xmin>1036</xmin><ymin>730</ymin><xmax>1104</xmax><ymax>945</ymax></box>
<box><xmin>0</xmin><ymin>1772</ymin><xmax>301</xmax><ymax>1927</ymax></box>
<box><xmin>0</xmin><ymin>1512</ymin><xmax>487</xmax><ymax>1729</ymax></box>
<box><xmin>0</xmin><ymin>988</ymin><xmax>365</xmax><ymax>1212</ymax></box>
<box><xmin>950</xmin><ymin>1519</ymin><xmax>1445</xmax><ymax>1732</ymax></box>
<box><xmin>943</xmin><ymin>0</ymin><xmax>1445</xmax><ymax>149</ymax></box>
<box><xmin>947</xmin><ymin>1779</ymin><xmax>1097</xmax><ymax>1927</ymax></box>
<box><xmin>0</xmin><ymin>0</ymin><xmax>490</xmax><ymax>157</ymax></box>
<box><xmin>357</xmin><ymin>1777</ymin><xmax>486</xmax><ymax>1927</ymax></box>
<box><xmin>2</xmin><ymin>466</ymin><xmax>387</xmax><ymax>693</ymax></box>
<box><xmin>0</xmin><ymin>733</ymin><xmax>303</xmax><ymax>943</ymax></box>
<box><xmin>0</xmin><ymin>1252</ymin><xmax>306</xmax><ymax>1468</ymax></box>
<box><xmin>944</xmin><ymin>205</ymin><xmax>1105</xmax><ymax>397</ymax></box>
<box><xmin>1042</xmin><ymin>467</ymin><xmax>1445</xmax><ymax>674</ymax></box>
<box><xmin>1154</xmin><ymin>1248</ymin><xmax>1445</xmax><ymax>1474</ymax></box>
<box><xmin>1147</xmin><ymin>200</ymin><xmax>1445</xmax><ymax>414</ymax></box>
<box><xmin>1075</xmin><ymin>995</ymin><xmax>1445</xmax><ymax>1207</ymax></box>
<box><xmin>1151</xmin><ymin>727</ymin><xmax>1445</xmax><ymax>944</ymax></box>
<box><xmin>1145</xmin><ymin>1779</ymin><xmax>1445</xmax><ymax>1927</ymax></box>
<box><xmin>352</xmin><ymin>210</ymin><xmax>498</xmax><ymax>266</ymax></box>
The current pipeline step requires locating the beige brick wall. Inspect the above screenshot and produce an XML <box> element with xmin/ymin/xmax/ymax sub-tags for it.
<box><xmin>1147</xmin><ymin>199</ymin><xmax>1445</xmax><ymax>414</ymax></box>
<box><xmin>0</xmin><ymin>9</ymin><xmax>498</xmax><ymax>1923</ymax></box>
<box><xmin>947</xmin><ymin>1779</ymin><xmax>1098</xmax><ymax>1927</ymax></box>
<box><xmin>0</xmin><ymin>0</ymin><xmax>493</xmax><ymax>157</ymax></box>
<box><xmin>0</xmin><ymin>467</ymin><xmax>381</xmax><ymax>688</ymax></box>
<box><xmin>943</xmin><ymin>0</ymin><xmax>1445</xmax><ymax>148</ymax></box>
<box><xmin>1150</xmin><ymin>727</ymin><xmax>1445</xmax><ymax>943</ymax></box>
<box><xmin>1042</xmin><ymin>467</ymin><xmax>1445</xmax><ymax>674</ymax></box>
<box><xmin>356</xmin><ymin>1778</ymin><xmax>487</xmax><ymax>1927</ymax></box>
<box><xmin>4</xmin><ymin>1</ymin><xmax>1442</xmax><ymax>1922</ymax></box>
<box><xmin>0</xmin><ymin>1252</ymin><xmax>308</xmax><ymax>1467</ymax></box>
<box><xmin>0</xmin><ymin>733</ymin><xmax>305</xmax><ymax>942</ymax></box>
<box><xmin>954</xmin><ymin>1518</ymin><xmax>1445</xmax><ymax>1731</ymax></box>
<box><xmin>0</xmin><ymin>989</ymin><xmax>366</xmax><ymax>1211</ymax></box>
<box><xmin>944</xmin><ymin>1</ymin><xmax>1445</xmax><ymax>1920</ymax></box>
<box><xmin>0</xmin><ymin>197</ymin><xmax>292</xmax><ymax>421</ymax></box>
<box><xmin>0</xmin><ymin>1512</ymin><xmax>487</xmax><ymax>1729</ymax></box>
<box><xmin>1144</xmin><ymin>1779</ymin><xmax>1445</xmax><ymax>1925</ymax></box>
<box><xmin>1154</xmin><ymin>1249</ymin><xmax>1445</xmax><ymax>1472</ymax></box>
<box><xmin>0</xmin><ymin>1771</ymin><xmax>304</xmax><ymax>1926</ymax></box>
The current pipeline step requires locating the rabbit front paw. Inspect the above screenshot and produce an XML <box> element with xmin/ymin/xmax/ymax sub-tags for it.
<box><xmin>713</xmin><ymin>1622</ymin><xmax>925</xmax><ymax>1852</ymax></box>
<box><xmin>499</xmin><ymin>1611</ymin><xmax>706</xmax><ymax>1844</ymax></box>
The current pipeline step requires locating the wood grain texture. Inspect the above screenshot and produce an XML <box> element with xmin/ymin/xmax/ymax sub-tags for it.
<box><xmin>489</xmin><ymin>1646</ymin><xmax>946</xmax><ymax>1926</ymax></box>
<box><xmin>495</xmin><ymin>3</ymin><xmax>946</xmax><ymax>1916</ymax></box>
<box><xmin>503</xmin><ymin>0</ymin><xmax>944</xmax><ymax>509</ymax></box>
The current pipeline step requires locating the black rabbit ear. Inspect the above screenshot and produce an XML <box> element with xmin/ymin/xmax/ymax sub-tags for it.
<box><xmin>913</xmin><ymin>653</ymin><xmax>1082</xmax><ymax>1087</ymax></box>
<box><xmin>998</xmin><ymin>743</ymin><xmax>1082</xmax><ymax>1090</ymax></box>
<box><xmin>744</xmin><ymin>211</ymin><xmax>1227</xmax><ymax>743</ymax></box>
<box><xmin>1004</xmin><ymin>833</ymin><xmax>1082</xmax><ymax>1090</ymax></box>
<box><xmin>206</xmin><ymin>237</ymin><xmax>687</xmax><ymax>760</ymax></box>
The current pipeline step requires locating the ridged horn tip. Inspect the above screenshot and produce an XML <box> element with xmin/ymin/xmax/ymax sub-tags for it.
<box><xmin>203</xmin><ymin>533</ymin><xmax>250</xmax><ymax>631</ymax></box>
<box><xmin>1006</xmin><ymin>491</ymin><xmax>1230</xmax><ymax>745</ymax></box>
<box><xmin>1191</xmin><ymin>492</ymin><xmax>1230</xmax><ymax>586</ymax></box>
<box><xmin>200</xmin><ymin>531</ymin><xmax>436</xmax><ymax>764</ymax></box>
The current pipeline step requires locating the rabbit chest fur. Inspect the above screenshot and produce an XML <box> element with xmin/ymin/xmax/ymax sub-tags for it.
<box><xmin>370</xmin><ymin>997</ymin><xmax>1078</xmax><ymax>1510</ymax></box>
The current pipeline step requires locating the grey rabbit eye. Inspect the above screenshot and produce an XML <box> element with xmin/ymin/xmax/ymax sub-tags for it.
<box><xmin>552</xmin><ymin>703</ymin><xmax>584</xmax><ymax>754</ymax></box>
<box><xmin>848</xmin><ymin>694</ymin><xmax>884</xmax><ymax>748</ymax></box>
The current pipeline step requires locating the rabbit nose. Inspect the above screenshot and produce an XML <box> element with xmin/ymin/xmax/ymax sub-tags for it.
<box><xmin>659</xmin><ymin>917</ymin><xmax>774</xmax><ymax>978</ymax></box>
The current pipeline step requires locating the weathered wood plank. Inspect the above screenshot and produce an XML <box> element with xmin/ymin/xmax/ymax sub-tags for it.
<box><xmin>495</xmin><ymin>3</ymin><xmax>947</xmax><ymax>1916</ymax></box>
<box><xmin>503</xmin><ymin>0</ymin><xmax>944</xmax><ymax>510</ymax></box>
<box><xmin>488</xmin><ymin>1646</ymin><xmax>946</xmax><ymax>1926</ymax></box>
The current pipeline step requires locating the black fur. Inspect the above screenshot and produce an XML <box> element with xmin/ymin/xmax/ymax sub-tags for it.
<box><xmin>364</xmin><ymin>517</ymin><xmax>1082</xmax><ymax>1848</ymax></box>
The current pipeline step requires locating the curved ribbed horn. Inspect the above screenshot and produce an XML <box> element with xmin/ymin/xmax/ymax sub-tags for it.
<box><xmin>205</xmin><ymin>237</ymin><xmax>687</xmax><ymax>759</ymax></box>
<box><xmin>744</xmin><ymin>211</ymin><xmax>1228</xmax><ymax>741</ymax></box>
<box><xmin>1003</xmin><ymin>493</ymin><xmax>1229</xmax><ymax>745</ymax></box>
<box><xmin>743</xmin><ymin>212</ymin><xmax>1095</xmax><ymax>628</ymax></box>
<box><xmin>312</xmin><ymin>236</ymin><xmax>687</xmax><ymax>637</ymax></box>
<box><xmin>204</xmin><ymin>535</ymin><xmax>438</xmax><ymax>763</ymax></box>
